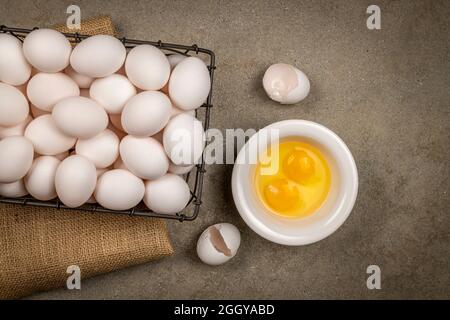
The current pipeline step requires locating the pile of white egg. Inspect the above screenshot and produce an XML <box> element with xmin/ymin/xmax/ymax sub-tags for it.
<box><xmin>0</xmin><ymin>29</ymin><xmax>211</xmax><ymax>213</ymax></box>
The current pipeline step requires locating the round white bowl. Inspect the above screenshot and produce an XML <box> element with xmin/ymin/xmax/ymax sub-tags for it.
<box><xmin>232</xmin><ymin>120</ymin><xmax>358</xmax><ymax>246</ymax></box>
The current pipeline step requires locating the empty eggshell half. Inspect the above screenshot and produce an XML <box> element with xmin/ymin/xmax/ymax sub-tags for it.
<box><xmin>125</xmin><ymin>44</ymin><xmax>170</xmax><ymax>91</ymax></box>
<box><xmin>94</xmin><ymin>169</ymin><xmax>145</xmax><ymax>211</ymax></box>
<box><xmin>197</xmin><ymin>223</ymin><xmax>241</xmax><ymax>266</ymax></box>
<box><xmin>163</xmin><ymin>113</ymin><xmax>205</xmax><ymax>166</ymax></box>
<box><xmin>27</xmin><ymin>72</ymin><xmax>80</xmax><ymax>112</ymax></box>
<box><xmin>52</xmin><ymin>96</ymin><xmax>109</xmax><ymax>139</ymax></box>
<box><xmin>262</xmin><ymin>63</ymin><xmax>310</xmax><ymax>104</ymax></box>
<box><xmin>0</xmin><ymin>83</ymin><xmax>29</xmax><ymax>127</ymax></box>
<box><xmin>24</xmin><ymin>115</ymin><xmax>76</xmax><ymax>155</ymax></box>
<box><xmin>76</xmin><ymin>129</ymin><xmax>120</xmax><ymax>169</ymax></box>
<box><xmin>70</xmin><ymin>35</ymin><xmax>126</xmax><ymax>78</ymax></box>
<box><xmin>90</xmin><ymin>74</ymin><xmax>136</xmax><ymax>114</ymax></box>
<box><xmin>0</xmin><ymin>179</ymin><xmax>28</xmax><ymax>197</ymax></box>
<box><xmin>0</xmin><ymin>136</ymin><xmax>34</xmax><ymax>183</ymax></box>
<box><xmin>120</xmin><ymin>136</ymin><xmax>169</xmax><ymax>180</ymax></box>
<box><xmin>25</xmin><ymin>156</ymin><xmax>60</xmax><ymax>201</ymax></box>
<box><xmin>143</xmin><ymin>174</ymin><xmax>190</xmax><ymax>214</ymax></box>
<box><xmin>23</xmin><ymin>28</ymin><xmax>72</xmax><ymax>73</ymax></box>
<box><xmin>121</xmin><ymin>91</ymin><xmax>171</xmax><ymax>137</ymax></box>
<box><xmin>0</xmin><ymin>115</ymin><xmax>32</xmax><ymax>139</ymax></box>
<box><xmin>55</xmin><ymin>155</ymin><xmax>97</xmax><ymax>208</ymax></box>
<box><xmin>168</xmin><ymin>57</ymin><xmax>211</xmax><ymax>111</ymax></box>
<box><xmin>0</xmin><ymin>33</ymin><xmax>32</xmax><ymax>86</ymax></box>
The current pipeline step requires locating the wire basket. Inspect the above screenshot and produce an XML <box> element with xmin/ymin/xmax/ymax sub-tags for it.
<box><xmin>0</xmin><ymin>25</ymin><xmax>215</xmax><ymax>222</ymax></box>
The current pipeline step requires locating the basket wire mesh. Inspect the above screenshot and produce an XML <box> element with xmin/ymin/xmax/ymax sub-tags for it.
<box><xmin>0</xmin><ymin>25</ymin><xmax>216</xmax><ymax>222</ymax></box>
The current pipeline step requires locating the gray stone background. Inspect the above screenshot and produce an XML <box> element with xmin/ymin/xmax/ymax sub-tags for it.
<box><xmin>1</xmin><ymin>0</ymin><xmax>448</xmax><ymax>299</ymax></box>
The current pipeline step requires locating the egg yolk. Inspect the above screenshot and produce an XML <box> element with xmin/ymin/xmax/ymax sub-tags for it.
<box><xmin>264</xmin><ymin>178</ymin><xmax>301</xmax><ymax>212</ymax></box>
<box><xmin>254</xmin><ymin>140</ymin><xmax>331</xmax><ymax>218</ymax></box>
<box><xmin>284</xmin><ymin>149</ymin><xmax>315</xmax><ymax>184</ymax></box>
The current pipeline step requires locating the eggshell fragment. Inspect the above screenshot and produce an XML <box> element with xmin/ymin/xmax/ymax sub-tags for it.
<box><xmin>25</xmin><ymin>156</ymin><xmax>60</xmax><ymax>201</ymax></box>
<box><xmin>24</xmin><ymin>115</ymin><xmax>76</xmax><ymax>155</ymax></box>
<box><xmin>90</xmin><ymin>74</ymin><xmax>136</xmax><ymax>114</ymax></box>
<box><xmin>76</xmin><ymin>129</ymin><xmax>120</xmax><ymax>169</ymax></box>
<box><xmin>0</xmin><ymin>83</ymin><xmax>29</xmax><ymax>127</ymax></box>
<box><xmin>55</xmin><ymin>155</ymin><xmax>97</xmax><ymax>208</ymax></box>
<box><xmin>143</xmin><ymin>174</ymin><xmax>190</xmax><ymax>214</ymax></box>
<box><xmin>27</xmin><ymin>72</ymin><xmax>80</xmax><ymax>112</ymax></box>
<box><xmin>163</xmin><ymin>113</ymin><xmax>205</xmax><ymax>166</ymax></box>
<box><xmin>23</xmin><ymin>29</ymin><xmax>71</xmax><ymax>72</ymax></box>
<box><xmin>64</xmin><ymin>65</ymin><xmax>94</xmax><ymax>89</ymax></box>
<box><xmin>168</xmin><ymin>57</ymin><xmax>211</xmax><ymax>111</ymax></box>
<box><xmin>197</xmin><ymin>223</ymin><xmax>241</xmax><ymax>266</ymax></box>
<box><xmin>121</xmin><ymin>91</ymin><xmax>171</xmax><ymax>137</ymax></box>
<box><xmin>70</xmin><ymin>35</ymin><xmax>126</xmax><ymax>78</ymax></box>
<box><xmin>262</xmin><ymin>63</ymin><xmax>310</xmax><ymax>104</ymax></box>
<box><xmin>0</xmin><ymin>33</ymin><xmax>32</xmax><ymax>85</ymax></box>
<box><xmin>0</xmin><ymin>136</ymin><xmax>34</xmax><ymax>183</ymax></box>
<box><xmin>0</xmin><ymin>179</ymin><xmax>28</xmax><ymax>197</ymax></box>
<box><xmin>120</xmin><ymin>136</ymin><xmax>169</xmax><ymax>180</ymax></box>
<box><xmin>0</xmin><ymin>115</ymin><xmax>32</xmax><ymax>139</ymax></box>
<box><xmin>125</xmin><ymin>44</ymin><xmax>170</xmax><ymax>90</ymax></box>
<box><xmin>94</xmin><ymin>169</ymin><xmax>145</xmax><ymax>211</ymax></box>
<box><xmin>52</xmin><ymin>96</ymin><xmax>109</xmax><ymax>139</ymax></box>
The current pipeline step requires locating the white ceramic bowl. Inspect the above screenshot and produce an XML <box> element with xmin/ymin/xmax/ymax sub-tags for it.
<box><xmin>232</xmin><ymin>120</ymin><xmax>358</xmax><ymax>246</ymax></box>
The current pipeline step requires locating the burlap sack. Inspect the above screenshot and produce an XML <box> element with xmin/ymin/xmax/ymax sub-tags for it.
<box><xmin>0</xmin><ymin>16</ymin><xmax>173</xmax><ymax>300</ymax></box>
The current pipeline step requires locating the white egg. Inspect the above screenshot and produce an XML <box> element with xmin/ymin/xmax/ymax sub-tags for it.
<box><xmin>90</xmin><ymin>74</ymin><xmax>136</xmax><ymax>114</ymax></box>
<box><xmin>163</xmin><ymin>113</ymin><xmax>205</xmax><ymax>166</ymax></box>
<box><xmin>0</xmin><ymin>82</ymin><xmax>29</xmax><ymax>127</ymax></box>
<box><xmin>55</xmin><ymin>155</ymin><xmax>97</xmax><ymax>208</ymax></box>
<box><xmin>168</xmin><ymin>162</ymin><xmax>195</xmax><ymax>175</ymax></box>
<box><xmin>86</xmin><ymin>168</ymin><xmax>109</xmax><ymax>204</ymax></box>
<box><xmin>23</xmin><ymin>29</ymin><xmax>71</xmax><ymax>73</ymax></box>
<box><xmin>24</xmin><ymin>156</ymin><xmax>60</xmax><ymax>201</ymax></box>
<box><xmin>197</xmin><ymin>223</ymin><xmax>241</xmax><ymax>266</ymax></box>
<box><xmin>0</xmin><ymin>33</ymin><xmax>32</xmax><ymax>85</ymax></box>
<box><xmin>125</xmin><ymin>44</ymin><xmax>170</xmax><ymax>90</ymax></box>
<box><xmin>64</xmin><ymin>65</ymin><xmax>94</xmax><ymax>89</ymax></box>
<box><xmin>70</xmin><ymin>35</ymin><xmax>126</xmax><ymax>78</ymax></box>
<box><xmin>0</xmin><ymin>179</ymin><xmax>28</xmax><ymax>197</ymax></box>
<box><xmin>76</xmin><ymin>129</ymin><xmax>119</xmax><ymax>169</ymax></box>
<box><xmin>94</xmin><ymin>169</ymin><xmax>145</xmax><ymax>211</ymax></box>
<box><xmin>167</xmin><ymin>54</ymin><xmax>186</xmax><ymax>69</ymax></box>
<box><xmin>120</xmin><ymin>136</ymin><xmax>169</xmax><ymax>180</ymax></box>
<box><xmin>143</xmin><ymin>174</ymin><xmax>190</xmax><ymax>214</ymax></box>
<box><xmin>24</xmin><ymin>115</ymin><xmax>76</xmax><ymax>155</ymax></box>
<box><xmin>0</xmin><ymin>115</ymin><xmax>32</xmax><ymax>139</ymax></box>
<box><xmin>262</xmin><ymin>63</ymin><xmax>310</xmax><ymax>104</ymax></box>
<box><xmin>0</xmin><ymin>136</ymin><xmax>34</xmax><ymax>183</ymax></box>
<box><xmin>121</xmin><ymin>91</ymin><xmax>171</xmax><ymax>137</ymax></box>
<box><xmin>27</xmin><ymin>72</ymin><xmax>80</xmax><ymax>112</ymax></box>
<box><xmin>168</xmin><ymin>57</ymin><xmax>211</xmax><ymax>111</ymax></box>
<box><xmin>52</xmin><ymin>96</ymin><xmax>109</xmax><ymax>139</ymax></box>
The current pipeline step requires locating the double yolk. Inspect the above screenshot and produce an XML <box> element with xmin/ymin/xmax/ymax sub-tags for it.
<box><xmin>254</xmin><ymin>140</ymin><xmax>331</xmax><ymax>218</ymax></box>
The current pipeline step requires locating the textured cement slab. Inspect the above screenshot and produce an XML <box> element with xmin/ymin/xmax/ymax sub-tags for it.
<box><xmin>1</xmin><ymin>0</ymin><xmax>448</xmax><ymax>299</ymax></box>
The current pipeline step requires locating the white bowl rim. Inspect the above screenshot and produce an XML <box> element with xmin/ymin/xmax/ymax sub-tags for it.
<box><xmin>231</xmin><ymin>119</ymin><xmax>358</xmax><ymax>246</ymax></box>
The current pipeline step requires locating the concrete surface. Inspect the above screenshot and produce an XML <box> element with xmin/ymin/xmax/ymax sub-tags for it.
<box><xmin>1</xmin><ymin>0</ymin><xmax>449</xmax><ymax>299</ymax></box>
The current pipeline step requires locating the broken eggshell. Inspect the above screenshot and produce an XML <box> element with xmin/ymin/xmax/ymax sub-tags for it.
<box><xmin>196</xmin><ymin>223</ymin><xmax>241</xmax><ymax>266</ymax></box>
<box><xmin>262</xmin><ymin>63</ymin><xmax>310</xmax><ymax>104</ymax></box>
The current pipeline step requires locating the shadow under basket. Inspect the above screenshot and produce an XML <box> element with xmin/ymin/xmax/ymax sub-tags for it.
<box><xmin>0</xmin><ymin>25</ymin><xmax>216</xmax><ymax>222</ymax></box>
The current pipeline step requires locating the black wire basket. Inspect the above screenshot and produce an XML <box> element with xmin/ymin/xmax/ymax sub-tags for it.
<box><xmin>0</xmin><ymin>25</ymin><xmax>215</xmax><ymax>222</ymax></box>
